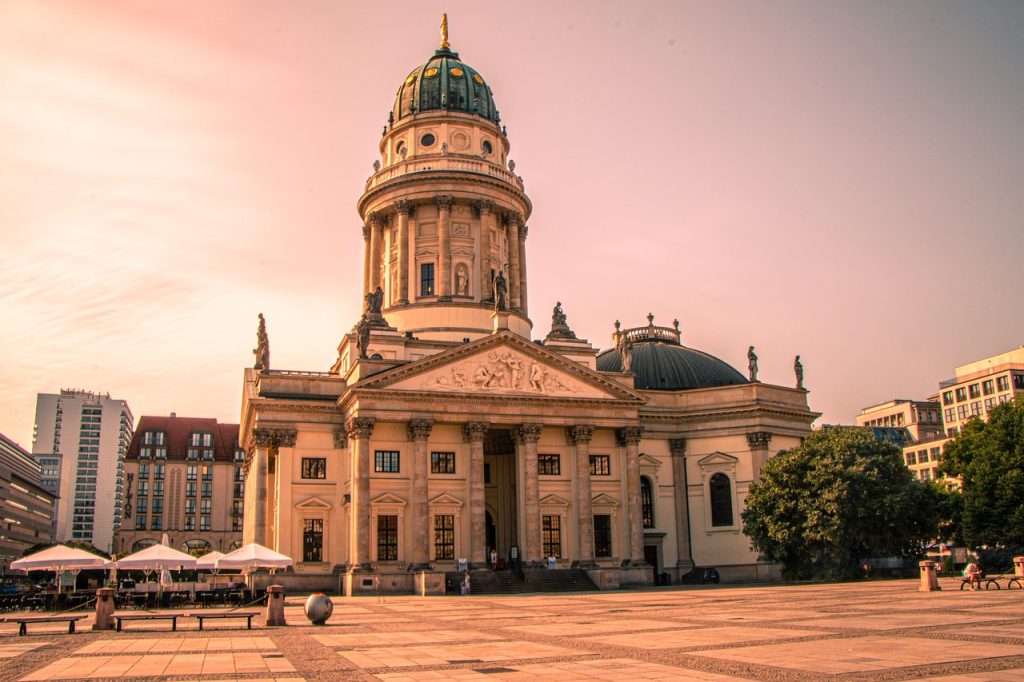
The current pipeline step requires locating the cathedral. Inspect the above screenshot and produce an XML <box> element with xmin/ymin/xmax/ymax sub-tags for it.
<box><xmin>239</xmin><ymin>20</ymin><xmax>818</xmax><ymax>595</ymax></box>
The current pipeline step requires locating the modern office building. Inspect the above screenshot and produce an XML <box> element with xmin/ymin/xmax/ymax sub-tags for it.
<box><xmin>0</xmin><ymin>432</ymin><xmax>54</xmax><ymax>567</ymax></box>
<box><xmin>238</xmin><ymin>21</ymin><xmax>818</xmax><ymax>594</ymax></box>
<box><xmin>114</xmin><ymin>415</ymin><xmax>244</xmax><ymax>557</ymax></box>
<box><xmin>855</xmin><ymin>399</ymin><xmax>944</xmax><ymax>442</ymax></box>
<box><xmin>31</xmin><ymin>389</ymin><xmax>133</xmax><ymax>553</ymax></box>
<box><xmin>938</xmin><ymin>347</ymin><xmax>1024</xmax><ymax>437</ymax></box>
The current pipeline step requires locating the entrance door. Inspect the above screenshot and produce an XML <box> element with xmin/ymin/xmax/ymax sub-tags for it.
<box><xmin>485</xmin><ymin>511</ymin><xmax>496</xmax><ymax>561</ymax></box>
<box><xmin>484</xmin><ymin>429</ymin><xmax>517</xmax><ymax>564</ymax></box>
<box><xmin>644</xmin><ymin>545</ymin><xmax>660</xmax><ymax>584</ymax></box>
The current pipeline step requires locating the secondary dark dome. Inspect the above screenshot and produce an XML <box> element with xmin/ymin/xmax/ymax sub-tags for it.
<box><xmin>596</xmin><ymin>330</ymin><xmax>748</xmax><ymax>391</ymax></box>
<box><xmin>392</xmin><ymin>47</ymin><xmax>499</xmax><ymax>125</ymax></box>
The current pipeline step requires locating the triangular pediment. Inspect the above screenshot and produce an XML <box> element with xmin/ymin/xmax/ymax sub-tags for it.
<box><xmin>591</xmin><ymin>493</ymin><xmax>620</xmax><ymax>507</ymax></box>
<box><xmin>296</xmin><ymin>496</ymin><xmax>332</xmax><ymax>510</ymax></box>
<box><xmin>429</xmin><ymin>492</ymin><xmax>463</xmax><ymax>507</ymax></box>
<box><xmin>639</xmin><ymin>454</ymin><xmax>662</xmax><ymax>469</ymax></box>
<box><xmin>355</xmin><ymin>331</ymin><xmax>645</xmax><ymax>403</ymax></box>
<box><xmin>539</xmin><ymin>493</ymin><xmax>570</xmax><ymax>508</ymax></box>
<box><xmin>698</xmin><ymin>452</ymin><xmax>739</xmax><ymax>466</ymax></box>
<box><xmin>370</xmin><ymin>492</ymin><xmax>406</xmax><ymax>506</ymax></box>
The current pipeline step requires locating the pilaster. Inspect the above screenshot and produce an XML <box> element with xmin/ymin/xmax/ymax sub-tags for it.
<box><xmin>569</xmin><ymin>425</ymin><xmax>596</xmax><ymax>567</ymax></box>
<box><xmin>517</xmin><ymin>423</ymin><xmax>543</xmax><ymax>563</ymax></box>
<box><xmin>618</xmin><ymin>426</ymin><xmax>646</xmax><ymax>565</ymax></box>
<box><xmin>669</xmin><ymin>438</ymin><xmax>693</xmax><ymax>571</ymax></box>
<box><xmin>464</xmin><ymin>421</ymin><xmax>489</xmax><ymax>565</ymax></box>
<box><xmin>436</xmin><ymin>196</ymin><xmax>452</xmax><ymax>300</ymax></box>
<box><xmin>346</xmin><ymin>417</ymin><xmax>376</xmax><ymax>569</ymax></box>
<box><xmin>395</xmin><ymin>201</ymin><xmax>412</xmax><ymax>304</ymax></box>
<box><xmin>406</xmin><ymin>418</ymin><xmax>433</xmax><ymax>569</ymax></box>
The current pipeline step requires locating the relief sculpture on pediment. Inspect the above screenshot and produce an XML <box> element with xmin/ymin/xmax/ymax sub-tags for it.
<box><xmin>424</xmin><ymin>350</ymin><xmax>578</xmax><ymax>395</ymax></box>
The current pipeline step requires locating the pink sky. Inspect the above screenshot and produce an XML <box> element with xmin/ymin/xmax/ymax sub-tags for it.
<box><xmin>2</xmin><ymin>1</ymin><xmax>1022</xmax><ymax>448</ymax></box>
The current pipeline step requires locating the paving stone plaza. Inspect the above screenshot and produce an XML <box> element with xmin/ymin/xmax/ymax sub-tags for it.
<box><xmin>0</xmin><ymin>577</ymin><xmax>1022</xmax><ymax>680</ymax></box>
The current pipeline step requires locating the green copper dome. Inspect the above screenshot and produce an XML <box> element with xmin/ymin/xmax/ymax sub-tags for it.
<box><xmin>392</xmin><ymin>48</ymin><xmax>500</xmax><ymax>125</ymax></box>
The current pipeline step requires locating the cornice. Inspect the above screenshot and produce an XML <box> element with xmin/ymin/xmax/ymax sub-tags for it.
<box><xmin>358</xmin><ymin>171</ymin><xmax>532</xmax><ymax>218</ymax></box>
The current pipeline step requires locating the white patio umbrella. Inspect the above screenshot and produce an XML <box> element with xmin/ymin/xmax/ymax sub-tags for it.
<box><xmin>115</xmin><ymin>543</ymin><xmax>197</xmax><ymax>571</ymax></box>
<box><xmin>11</xmin><ymin>545</ymin><xmax>112</xmax><ymax>593</ymax></box>
<box><xmin>216</xmin><ymin>544</ymin><xmax>292</xmax><ymax>591</ymax></box>
<box><xmin>195</xmin><ymin>551</ymin><xmax>225</xmax><ymax>573</ymax></box>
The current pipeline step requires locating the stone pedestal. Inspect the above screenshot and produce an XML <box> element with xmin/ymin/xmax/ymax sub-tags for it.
<box><xmin>492</xmin><ymin>310</ymin><xmax>511</xmax><ymax>333</ymax></box>
<box><xmin>343</xmin><ymin>569</ymin><xmax>377</xmax><ymax>597</ymax></box>
<box><xmin>265</xmin><ymin>585</ymin><xmax>286</xmax><ymax>626</ymax></box>
<box><xmin>92</xmin><ymin>587</ymin><xmax>115</xmax><ymax>630</ymax></box>
<box><xmin>1014</xmin><ymin>556</ymin><xmax>1024</xmax><ymax>577</ymax></box>
<box><xmin>585</xmin><ymin>568</ymin><xmax>620</xmax><ymax>591</ymax></box>
<box><xmin>414</xmin><ymin>570</ymin><xmax>445</xmax><ymax>596</ymax></box>
<box><xmin>918</xmin><ymin>560</ymin><xmax>940</xmax><ymax>592</ymax></box>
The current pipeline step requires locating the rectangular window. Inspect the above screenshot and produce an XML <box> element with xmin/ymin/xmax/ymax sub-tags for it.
<box><xmin>153</xmin><ymin>464</ymin><xmax>164</xmax><ymax>480</ymax></box>
<box><xmin>234</xmin><ymin>466</ymin><xmax>244</xmax><ymax>482</ymax></box>
<box><xmin>375</xmin><ymin>451</ymin><xmax>400</xmax><ymax>473</ymax></box>
<box><xmin>232</xmin><ymin>516</ymin><xmax>243</xmax><ymax>531</ymax></box>
<box><xmin>944</xmin><ymin>408</ymin><xmax>955</xmax><ymax>423</ymax></box>
<box><xmin>997</xmin><ymin>375</ymin><xmax>1010</xmax><ymax>392</ymax></box>
<box><xmin>201</xmin><ymin>483</ymin><xmax>212</xmax><ymax>497</ymax></box>
<box><xmin>202</xmin><ymin>449</ymin><xmax>214</xmax><ymax>461</ymax></box>
<box><xmin>303</xmin><ymin>518</ymin><xmax>324</xmax><ymax>562</ymax></box>
<box><xmin>985</xmin><ymin>397</ymin><xmax>996</xmax><ymax>410</ymax></box>
<box><xmin>301</xmin><ymin>458</ymin><xmax>327</xmax><ymax>479</ymax></box>
<box><xmin>905</xmin><ymin>451</ymin><xmax>917</xmax><ymax>465</ymax></box>
<box><xmin>431</xmin><ymin>452</ymin><xmax>455</xmax><ymax>474</ymax></box>
<box><xmin>955</xmin><ymin>387</ymin><xmax>967</xmax><ymax>402</ymax></box>
<box><xmin>918</xmin><ymin>450</ymin><xmax>929</xmax><ymax>463</ymax></box>
<box><xmin>200</xmin><ymin>515</ymin><xmax>210</xmax><ymax>531</ymax></box>
<box><xmin>983</xmin><ymin>380</ymin><xmax>994</xmax><ymax>395</ymax></box>
<box><xmin>232</xmin><ymin>500</ymin><xmax>243</xmax><ymax>515</ymax></box>
<box><xmin>234</xmin><ymin>483</ymin><xmax>244</xmax><ymax>499</ymax></box>
<box><xmin>589</xmin><ymin>454</ymin><xmax>610</xmax><ymax>476</ymax></box>
<box><xmin>136</xmin><ymin>498</ymin><xmax>148</xmax><ymax>514</ymax></box>
<box><xmin>185</xmin><ymin>482</ymin><xmax>197</xmax><ymax>498</ymax></box>
<box><xmin>152</xmin><ymin>499</ymin><xmax>163</xmax><ymax>514</ymax></box>
<box><xmin>200</xmin><ymin>499</ymin><xmax>211</xmax><ymax>514</ymax></box>
<box><xmin>186</xmin><ymin>466</ymin><xmax>198</xmax><ymax>481</ymax></box>
<box><xmin>542</xmin><ymin>515</ymin><xmax>562</xmax><ymax>558</ymax></box>
<box><xmin>153</xmin><ymin>482</ymin><xmax>164</xmax><ymax>497</ymax></box>
<box><xmin>434</xmin><ymin>514</ymin><xmax>455</xmax><ymax>560</ymax></box>
<box><xmin>138</xmin><ymin>463</ymin><xmax>150</xmax><ymax>479</ymax></box>
<box><xmin>151</xmin><ymin>515</ymin><xmax>162</xmax><ymax>531</ymax></box>
<box><xmin>377</xmin><ymin>515</ymin><xmax>398</xmax><ymax>561</ymax></box>
<box><xmin>185</xmin><ymin>499</ymin><xmax>195</xmax><ymax>514</ymax></box>
<box><xmin>969</xmin><ymin>384</ymin><xmax>981</xmax><ymax>399</ymax></box>
<box><xmin>202</xmin><ymin>466</ymin><xmax>213</xmax><ymax>481</ymax></box>
<box><xmin>137</xmin><ymin>481</ymin><xmax>148</xmax><ymax>496</ymax></box>
<box><xmin>970</xmin><ymin>402</ymin><xmax>982</xmax><ymax>416</ymax></box>
<box><xmin>957</xmin><ymin>405</ymin><xmax>968</xmax><ymax>419</ymax></box>
<box><xmin>187</xmin><ymin>449</ymin><xmax>199</xmax><ymax>461</ymax></box>
<box><xmin>420</xmin><ymin>263</ymin><xmax>435</xmax><ymax>296</ymax></box>
<box><xmin>1015</xmin><ymin>374</ymin><xmax>1024</xmax><ymax>390</ymax></box>
<box><xmin>154</xmin><ymin>447</ymin><xmax>166</xmax><ymax>460</ymax></box>
<box><xmin>184</xmin><ymin>516</ymin><xmax>195</xmax><ymax>531</ymax></box>
<box><xmin>930</xmin><ymin>447</ymin><xmax>941</xmax><ymax>461</ymax></box>
<box><xmin>538</xmin><ymin>454</ymin><xmax>560</xmax><ymax>476</ymax></box>
<box><xmin>594</xmin><ymin>514</ymin><xmax>612</xmax><ymax>558</ymax></box>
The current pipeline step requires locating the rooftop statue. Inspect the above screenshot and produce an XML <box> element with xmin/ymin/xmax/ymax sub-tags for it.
<box><xmin>748</xmin><ymin>345</ymin><xmax>759</xmax><ymax>382</ymax></box>
<box><xmin>253</xmin><ymin>313</ymin><xmax>270</xmax><ymax>371</ymax></box>
<box><xmin>493</xmin><ymin>270</ymin><xmax>508</xmax><ymax>311</ymax></box>
<box><xmin>614</xmin><ymin>320</ymin><xmax>633</xmax><ymax>372</ymax></box>
<box><xmin>546</xmin><ymin>301</ymin><xmax>577</xmax><ymax>340</ymax></box>
<box><xmin>365</xmin><ymin>286</ymin><xmax>384</xmax><ymax>315</ymax></box>
<box><xmin>794</xmin><ymin>355</ymin><xmax>804</xmax><ymax>390</ymax></box>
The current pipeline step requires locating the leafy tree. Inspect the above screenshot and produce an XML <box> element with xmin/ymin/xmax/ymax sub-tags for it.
<box><xmin>940</xmin><ymin>397</ymin><xmax>1024</xmax><ymax>549</ymax></box>
<box><xmin>742</xmin><ymin>428</ymin><xmax>939</xmax><ymax>580</ymax></box>
<box><xmin>20</xmin><ymin>541</ymin><xmax>111</xmax><ymax>559</ymax></box>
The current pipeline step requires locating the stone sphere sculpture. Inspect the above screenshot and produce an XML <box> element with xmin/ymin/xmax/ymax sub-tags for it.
<box><xmin>304</xmin><ymin>592</ymin><xmax>333</xmax><ymax>625</ymax></box>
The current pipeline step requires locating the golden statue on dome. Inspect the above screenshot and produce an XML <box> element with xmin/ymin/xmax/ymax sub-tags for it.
<box><xmin>440</xmin><ymin>13</ymin><xmax>450</xmax><ymax>49</ymax></box>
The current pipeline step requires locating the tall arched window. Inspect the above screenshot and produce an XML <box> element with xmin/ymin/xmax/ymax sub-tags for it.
<box><xmin>709</xmin><ymin>473</ymin><xmax>733</xmax><ymax>527</ymax></box>
<box><xmin>640</xmin><ymin>476</ymin><xmax>655</xmax><ymax>528</ymax></box>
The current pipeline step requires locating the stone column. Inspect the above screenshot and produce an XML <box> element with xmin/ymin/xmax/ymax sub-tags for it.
<box><xmin>464</xmin><ymin>422</ymin><xmax>489</xmax><ymax>566</ymax></box>
<box><xmin>569</xmin><ymin>425</ymin><xmax>596</xmax><ymax>567</ymax></box>
<box><xmin>518</xmin><ymin>423</ymin><xmax>543</xmax><ymax>564</ymax></box>
<box><xmin>362</xmin><ymin>224</ymin><xmax>371</xmax><ymax>298</ymax></box>
<box><xmin>245</xmin><ymin>429</ymin><xmax>273</xmax><ymax>547</ymax></box>
<box><xmin>368</xmin><ymin>212</ymin><xmax>384</xmax><ymax>292</ymax></box>
<box><xmin>518</xmin><ymin>224</ymin><xmax>529</xmax><ymax>316</ymax></box>
<box><xmin>669</xmin><ymin>438</ymin><xmax>693</xmax><ymax>571</ymax></box>
<box><xmin>395</xmin><ymin>201</ymin><xmax>412</xmax><ymax>304</ymax></box>
<box><xmin>475</xmin><ymin>201</ymin><xmax>492</xmax><ymax>302</ymax></box>
<box><xmin>619</xmin><ymin>426</ymin><xmax>646</xmax><ymax>565</ymax></box>
<box><xmin>436</xmin><ymin>196</ymin><xmax>452</xmax><ymax>300</ymax></box>
<box><xmin>747</xmin><ymin>431</ymin><xmax>773</xmax><ymax>482</ymax></box>
<box><xmin>346</xmin><ymin>417</ymin><xmax>375</xmax><ymax>569</ymax></box>
<box><xmin>506</xmin><ymin>213</ymin><xmax>522</xmax><ymax>310</ymax></box>
<box><xmin>407</xmin><ymin>418</ymin><xmax>433</xmax><ymax>569</ymax></box>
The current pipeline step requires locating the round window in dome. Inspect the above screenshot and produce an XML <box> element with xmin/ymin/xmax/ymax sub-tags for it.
<box><xmin>472</xmin><ymin>74</ymin><xmax>484</xmax><ymax>85</ymax></box>
<box><xmin>482</xmin><ymin>140</ymin><xmax>493</xmax><ymax>155</ymax></box>
<box><xmin>450</xmin><ymin>67</ymin><xmax>464</xmax><ymax>78</ymax></box>
<box><xmin>424</xmin><ymin>67</ymin><xmax>439</xmax><ymax>79</ymax></box>
<box><xmin>420</xmin><ymin>133</ymin><xmax>436</xmax><ymax>147</ymax></box>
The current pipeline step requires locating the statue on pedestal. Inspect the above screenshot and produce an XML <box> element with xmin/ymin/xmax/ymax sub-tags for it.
<box><xmin>794</xmin><ymin>355</ymin><xmax>804</xmax><ymax>390</ymax></box>
<box><xmin>614</xmin><ymin>320</ymin><xmax>633</xmax><ymax>372</ymax></box>
<box><xmin>253</xmin><ymin>313</ymin><xmax>270</xmax><ymax>371</ymax></box>
<box><xmin>545</xmin><ymin>301</ymin><xmax>577</xmax><ymax>340</ymax></box>
<box><xmin>493</xmin><ymin>270</ymin><xmax>508</xmax><ymax>311</ymax></box>
<box><xmin>747</xmin><ymin>346</ymin><xmax>759</xmax><ymax>382</ymax></box>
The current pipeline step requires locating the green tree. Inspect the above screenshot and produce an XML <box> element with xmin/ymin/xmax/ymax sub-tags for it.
<box><xmin>20</xmin><ymin>541</ymin><xmax>111</xmax><ymax>559</ymax></box>
<box><xmin>940</xmin><ymin>397</ymin><xmax>1024</xmax><ymax>549</ymax></box>
<box><xmin>742</xmin><ymin>428</ymin><xmax>939</xmax><ymax>580</ymax></box>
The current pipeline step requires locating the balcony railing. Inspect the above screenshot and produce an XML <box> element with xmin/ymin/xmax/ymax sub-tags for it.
<box><xmin>365</xmin><ymin>153</ymin><xmax>524</xmax><ymax>192</ymax></box>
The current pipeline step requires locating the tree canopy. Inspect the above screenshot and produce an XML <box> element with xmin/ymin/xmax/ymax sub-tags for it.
<box><xmin>940</xmin><ymin>398</ymin><xmax>1024</xmax><ymax>549</ymax></box>
<box><xmin>742</xmin><ymin>427</ymin><xmax>939</xmax><ymax>580</ymax></box>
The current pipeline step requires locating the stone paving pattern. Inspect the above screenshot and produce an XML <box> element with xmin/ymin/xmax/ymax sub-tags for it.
<box><xmin>0</xmin><ymin>576</ymin><xmax>1021</xmax><ymax>680</ymax></box>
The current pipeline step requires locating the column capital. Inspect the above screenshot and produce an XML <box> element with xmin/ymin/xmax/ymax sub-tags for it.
<box><xmin>362</xmin><ymin>224</ymin><xmax>370</xmax><ymax>239</ymax></box>
<box><xmin>472</xmin><ymin>199</ymin><xmax>492</xmax><ymax>217</ymax></box>
<box><xmin>520</xmin><ymin>224</ymin><xmax>528</xmax><ymax>240</ymax></box>
<box><xmin>616</xmin><ymin>426</ymin><xmax>644</xmax><ymax>446</ymax></box>
<box><xmin>567</xmin><ymin>425</ymin><xmax>595</xmax><ymax>445</ymax></box>
<box><xmin>406</xmin><ymin>418</ymin><xmax>434</xmax><ymax>442</ymax></box>
<box><xmin>346</xmin><ymin>417</ymin><xmax>376</xmax><ymax>439</ymax></box>
<box><xmin>516</xmin><ymin>423</ymin><xmax>543</xmax><ymax>444</ymax></box>
<box><xmin>501</xmin><ymin>211</ymin><xmax>524</xmax><ymax>227</ymax></box>
<box><xmin>249</xmin><ymin>428</ymin><xmax>296</xmax><ymax>449</ymax></box>
<box><xmin>668</xmin><ymin>438</ymin><xmax>687</xmax><ymax>456</ymax></box>
<box><xmin>747</xmin><ymin>431</ymin><xmax>772</xmax><ymax>450</ymax></box>
<box><xmin>367</xmin><ymin>211</ymin><xmax>382</xmax><ymax>226</ymax></box>
<box><xmin>435</xmin><ymin>195</ymin><xmax>453</xmax><ymax>210</ymax></box>
<box><xmin>394</xmin><ymin>199</ymin><xmax>413</xmax><ymax>215</ymax></box>
<box><xmin>463</xmin><ymin>421</ymin><xmax>489</xmax><ymax>443</ymax></box>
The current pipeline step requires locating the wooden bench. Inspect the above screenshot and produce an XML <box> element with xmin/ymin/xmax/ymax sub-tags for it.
<box><xmin>114</xmin><ymin>612</ymin><xmax>184</xmax><ymax>632</ymax></box>
<box><xmin>189</xmin><ymin>610</ymin><xmax>259</xmax><ymax>630</ymax></box>
<box><xmin>2</xmin><ymin>614</ymin><xmax>87</xmax><ymax>636</ymax></box>
<box><xmin>959</xmin><ymin>573</ymin><xmax>1023</xmax><ymax>590</ymax></box>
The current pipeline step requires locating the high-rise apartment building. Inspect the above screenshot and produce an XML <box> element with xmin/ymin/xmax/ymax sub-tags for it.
<box><xmin>31</xmin><ymin>390</ymin><xmax>133</xmax><ymax>553</ymax></box>
<box><xmin>0</xmin><ymin>432</ymin><xmax>54</xmax><ymax>566</ymax></box>
<box><xmin>113</xmin><ymin>415</ymin><xmax>244</xmax><ymax>556</ymax></box>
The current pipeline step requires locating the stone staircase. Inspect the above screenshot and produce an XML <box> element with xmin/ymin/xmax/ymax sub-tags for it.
<box><xmin>448</xmin><ymin>568</ymin><xmax>599</xmax><ymax>595</ymax></box>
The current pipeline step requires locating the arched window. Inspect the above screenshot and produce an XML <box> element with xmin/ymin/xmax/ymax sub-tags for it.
<box><xmin>131</xmin><ymin>539</ymin><xmax>157</xmax><ymax>553</ymax></box>
<box><xmin>709</xmin><ymin>473</ymin><xmax>733</xmax><ymax>527</ymax></box>
<box><xmin>228</xmin><ymin>540</ymin><xmax>243</xmax><ymax>552</ymax></box>
<box><xmin>181</xmin><ymin>539</ymin><xmax>211</xmax><ymax>557</ymax></box>
<box><xmin>640</xmin><ymin>476</ymin><xmax>655</xmax><ymax>528</ymax></box>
